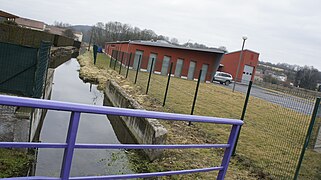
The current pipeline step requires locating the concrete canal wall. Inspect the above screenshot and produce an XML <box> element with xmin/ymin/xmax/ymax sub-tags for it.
<box><xmin>104</xmin><ymin>80</ymin><xmax>167</xmax><ymax>161</ymax></box>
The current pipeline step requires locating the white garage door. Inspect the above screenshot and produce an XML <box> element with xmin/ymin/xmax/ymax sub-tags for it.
<box><xmin>174</xmin><ymin>59</ymin><xmax>184</xmax><ymax>77</ymax></box>
<box><xmin>161</xmin><ymin>56</ymin><xmax>171</xmax><ymax>75</ymax></box>
<box><xmin>200</xmin><ymin>64</ymin><xmax>208</xmax><ymax>82</ymax></box>
<box><xmin>187</xmin><ymin>61</ymin><xmax>196</xmax><ymax>80</ymax></box>
<box><xmin>147</xmin><ymin>53</ymin><xmax>157</xmax><ymax>72</ymax></box>
<box><xmin>241</xmin><ymin>65</ymin><xmax>254</xmax><ymax>84</ymax></box>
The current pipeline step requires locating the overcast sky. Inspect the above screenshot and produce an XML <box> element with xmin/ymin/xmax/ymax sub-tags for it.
<box><xmin>1</xmin><ymin>0</ymin><xmax>321</xmax><ymax>70</ymax></box>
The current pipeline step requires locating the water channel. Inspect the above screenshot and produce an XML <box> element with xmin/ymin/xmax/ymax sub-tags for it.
<box><xmin>35</xmin><ymin>58</ymin><xmax>134</xmax><ymax>177</ymax></box>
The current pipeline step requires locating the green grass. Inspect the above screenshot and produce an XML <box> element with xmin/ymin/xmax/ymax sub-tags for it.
<box><xmin>79</xmin><ymin>51</ymin><xmax>321</xmax><ymax>179</ymax></box>
<box><xmin>0</xmin><ymin>149</ymin><xmax>31</xmax><ymax>178</ymax></box>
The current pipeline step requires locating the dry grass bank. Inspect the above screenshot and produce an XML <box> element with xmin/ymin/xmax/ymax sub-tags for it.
<box><xmin>77</xmin><ymin>51</ymin><xmax>321</xmax><ymax>179</ymax></box>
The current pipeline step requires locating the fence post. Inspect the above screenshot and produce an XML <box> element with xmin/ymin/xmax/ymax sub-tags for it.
<box><xmin>113</xmin><ymin>51</ymin><xmax>118</xmax><ymax>70</ymax></box>
<box><xmin>119</xmin><ymin>52</ymin><xmax>124</xmax><ymax>74</ymax></box>
<box><xmin>93</xmin><ymin>45</ymin><xmax>98</xmax><ymax>65</ymax></box>
<box><xmin>293</xmin><ymin>97</ymin><xmax>321</xmax><ymax>180</ymax></box>
<box><xmin>217</xmin><ymin>124</ymin><xmax>241</xmax><ymax>179</ymax></box>
<box><xmin>109</xmin><ymin>50</ymin><xmax>114</xmax><ymax>68</ymax></box>
<box><xmin>60</xmin><ymin>112</ymin><xmax>81</xmax><ymax>179</ymax></box>
<box><xmin>134</xmin><ymin>55</ymin><xmax>141</xmax><ymax>84</ymax></box>
<box><xmin>162</xmin><ymin>63</ymin><xmax>173</xmax><ymax>106</ymax></box>
<box><xmin>232</xmin><ymin>80</ymin><xmax>253</xmax><ymax>155</ymax></box>
<box><xmin>126</xmin><ymin>53</ymin><xmax>132</xmax><ymax>79</ymax></box>
<box><xmin>146</xmin><ymin>58</ymin><xmax>155</xmax><ymax>94</ymax></box>
<box><xmin>188</xmin><ymin>69</ymin><xmax>202</xmax><ymax>126</ymax></box>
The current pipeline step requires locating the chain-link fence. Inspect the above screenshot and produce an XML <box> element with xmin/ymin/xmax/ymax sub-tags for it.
<box><xmin>96</xmin><ymin>49</ymin><xmax>321</xmax><ymax>179</ymax></box>
<box><xmin>0</xmin><ymin>41</ymin><xmax>52</xmax><ymax>98</ymax></box>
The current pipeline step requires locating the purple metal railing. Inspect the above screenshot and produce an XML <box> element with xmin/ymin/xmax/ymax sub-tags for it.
<box><xmin>0</xmin><ymin>95</ymin><xmax>243</xmax><ymax>180</ymax></box>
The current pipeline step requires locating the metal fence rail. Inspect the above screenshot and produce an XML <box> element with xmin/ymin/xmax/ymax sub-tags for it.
<box><xmin>0</xmin><ymin>95</ymin><xmax>243</xmax><ymax>180</ymax></box>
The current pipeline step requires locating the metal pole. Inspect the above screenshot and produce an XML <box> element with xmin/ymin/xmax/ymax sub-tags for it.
<box><xmin>119</xmin><ymin>52</ymin><xmax>124</xmax><ymax>74</ymax></box>
<box><xmin>232</xmin><ymin>80</ymin><xmax>253</xmax><ymax>155</ymax></box>
<box><xmin>134</xmin><ymin>55</ymin><xmax>141</xmax><ymax>84</ymax></box>
<box><xmin>88</xmin><ymin>29</ymin><xmax>93</xmax><ymax>51</ymax></box>
<box><xmin>146</xmin><ymin>58</ymin><xmax>155</xmax><ymax>94</ymax></box>
<box><xmin>163</xmin><ymin>63</ymin><xmax>173</xmax><ymax>106</ymax></box>
<box><xmin>126</xmin><ymin>53</ymin><xmax>132</xmax><ymax>79</ymax></box>
<box><xmin>113</xmin><ymin>51</ymin><xmax>118</xmax><ymax>70</ymax></box>
<box><xmin>188</xmin><ymin>69</ymin><xmax>202</xmax><ymax>126</ymax></box>
<box><xmin>232</xmin><ymin>37</ymin><xmax>247</xmax><ymax>92</ymax></box>
<box><xmin>293</xmin><ymin>97</ymin><xmax>321</xmax><ymax>180</ymax></box>
<box><xmin>109</xmin><ymin>50</ymin><xmax>114</xmax><ymax>68</ymax></box>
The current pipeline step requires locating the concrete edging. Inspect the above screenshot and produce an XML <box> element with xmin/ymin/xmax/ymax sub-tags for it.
<box><xmin>104</xmin><ymin>80</ymin><xmax>167</xmax><ymax>161</ymax></box>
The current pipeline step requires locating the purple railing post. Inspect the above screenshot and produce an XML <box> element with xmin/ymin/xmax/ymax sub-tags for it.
<box><xmin>217</xmin><ymin>125</ymin><xmax>241</xmax><ymax>179</ymax></box>
<box><xmin>60</xmin><ymin>111</ymin><xmax>81</xmax><ymax>179</ymax></box>
<box><xmin>0</xmin><ymin>95</ymin><xmax>243</xmax><ymax>179</ymax></box>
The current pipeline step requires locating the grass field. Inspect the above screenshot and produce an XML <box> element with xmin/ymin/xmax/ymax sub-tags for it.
<box><xmin>78</xmin><ymin>51</ymin><xmax>321</xmax><ymax>179</ymax></box>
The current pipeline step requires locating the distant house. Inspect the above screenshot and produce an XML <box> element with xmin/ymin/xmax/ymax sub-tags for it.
<box><xmin>0</xmin><ymin>10</ymin><xmax>19</xmax><ymax>22</ymax></box>
<box><xmin>272</xmin><ymin>74</ymin><xmax>287</xmax><ymax>82</ymax></box>
<box><xmin>46</xmin><ymin>26</ymin><xmax>82</xmax><ymax>42</ymax></box>
<box><xmin>74</xmin><ymin>31</ymin><xmax>83</xmax><ymax>42</ymax></box>
<box><xmin>317</xmin><ymin>83</ymin><xmax>321</xmax><ymax>92</ymax></box>
<box><xmin>254</xmin><ymin>69</ymin><xmax>264</xmax><ymax>82</ymax></box>
<box><xmin>45</xmin><ymin>25</ymin><xmax>65</xmax><ymax>36</ymax></box>
<box><xmin>15</xmin><ymin>17</ymin><xmax>45</xmax><ymax>31</ymax></box>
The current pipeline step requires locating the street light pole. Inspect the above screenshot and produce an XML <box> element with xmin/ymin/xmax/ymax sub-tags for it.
<box><xmin>232</xmin><ymin>36</ymin><xmax>247</xmax><ymax>92</ymax></box>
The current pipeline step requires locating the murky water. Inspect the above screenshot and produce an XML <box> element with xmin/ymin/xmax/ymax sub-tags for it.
<box><xmin>35</xmin><ymin>58</ymin><xmax>134</xmax><ymax>177</ymax></box>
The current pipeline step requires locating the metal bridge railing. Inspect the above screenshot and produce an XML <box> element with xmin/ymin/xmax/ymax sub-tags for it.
<box><xmin>0</xmin><ymin>94</ymin><xmax>243</xmax><ymax>180</ymax></box>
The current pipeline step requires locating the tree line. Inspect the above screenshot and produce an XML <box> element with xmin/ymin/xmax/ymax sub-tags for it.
<box><xmin>88</xmin><ymin>21</ymin><xmax>214</xmax><ymax>49</ymax></box>
<box><xmin>259</xmin><ymin>61</ymin><xmax>321</xmax><ymax>91</ymax></box>
<box><xmin>54</xmin><ymin>21</ymin><xmax>222</xmax><ymax>50</ymax></box>
<box><xmin>89</xmin><ymin>22</ymin><xmax>168</xmax><ymax>47</ymax></box>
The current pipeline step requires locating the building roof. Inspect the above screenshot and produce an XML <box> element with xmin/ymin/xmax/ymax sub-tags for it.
<box><xmin>106</xmin><ymin>40</ymin><xmax>226</xmax><ymax>54</ymax></box>
<box><xmin>0</xmin><ymin>10</ymin><xmax>19</xmax><ymax>19</ymax></box>
<box><xmin>227</xmin><ymin>49</ymin><xmax>260</xmax><ymax>55</ymax></box>
<box><xmin>15</xmin><ymin>17</ymin><xmax>45</xmax><ymax>30</ymax></box>
<box><xmin>45</xmin><ymin>26</ymin><xmax>65</xmax><ymax>35</ymax></box>
<box><xmin>74</xmin><ymin>31</ymin><xmax>83</xmax><ymax>35</ymax></box>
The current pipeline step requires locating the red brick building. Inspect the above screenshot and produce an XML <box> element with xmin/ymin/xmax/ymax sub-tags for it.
<box><xmin>105</xmin><ymin>41</ymin><xmax>225</xmax><ymax>82</ymax></box>
<box><xmin>219</xmin><ymin>50</ymin><xmax>259</xmax><ymax>83</ymax></box>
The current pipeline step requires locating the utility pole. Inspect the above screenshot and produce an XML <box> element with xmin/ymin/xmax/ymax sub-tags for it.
<box><xmin>88</xmin><ymin>28</ymin><xmax>93</xmax><ymax>51</ymax></box>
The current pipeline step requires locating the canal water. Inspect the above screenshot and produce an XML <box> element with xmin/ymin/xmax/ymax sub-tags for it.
<box><xmin>35</xmin><ymin>58</ymin><xmax>134</xmax><ymax>177</ymax></box>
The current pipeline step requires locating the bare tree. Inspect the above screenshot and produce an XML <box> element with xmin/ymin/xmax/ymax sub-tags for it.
<box><xmin>170</xmin><ymin>38</ymin><xmax>179</xmax><ymax>45</ymax></box>
<box><xmin>54</xmin><ymin>21</ymin><xmax>71</xmax><ymax>28</ymax></box>
<box><xmin>294</xmin><ymin>66</ymin><xmax>320</xmax><ymax>90</ymax></box>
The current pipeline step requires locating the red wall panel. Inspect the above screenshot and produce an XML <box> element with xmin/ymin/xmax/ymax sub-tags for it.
<box><xmin>220</xmin><ymin>50</ymin><xmax>259</xmax><ymax>82</ymax></box>
<box><xmin>105</xmin><ymin>42</ymin><xmax>223</xmax><ymax>81</ymax></box>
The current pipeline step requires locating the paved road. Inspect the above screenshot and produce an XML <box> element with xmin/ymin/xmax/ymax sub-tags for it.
<box><xmin>213</xmin><ymin>82</ymin><xmax>315</xmax><ymax>115</ymax></box>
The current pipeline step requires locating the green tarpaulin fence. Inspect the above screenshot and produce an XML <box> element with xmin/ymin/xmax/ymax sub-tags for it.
<box><xmin>0</xmin><ymin>41</ymin><xmax>51</xmax><ymax>98</ymax></box>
